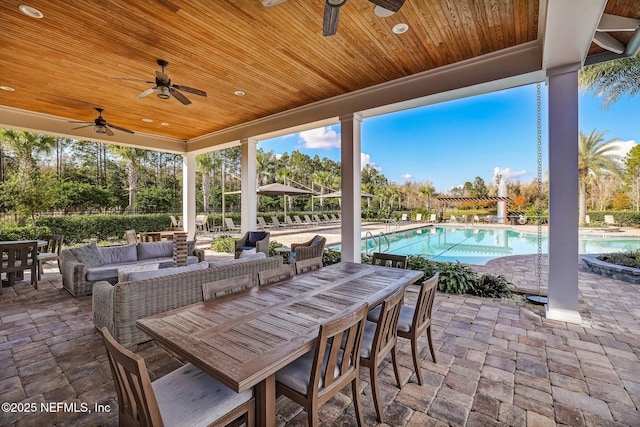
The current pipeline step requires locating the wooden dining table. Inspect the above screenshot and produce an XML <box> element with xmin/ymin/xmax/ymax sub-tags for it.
<box><xmin>137</xmin><ymin>261</ymin><xmax>423</xmax><ymax>427</ymax></box>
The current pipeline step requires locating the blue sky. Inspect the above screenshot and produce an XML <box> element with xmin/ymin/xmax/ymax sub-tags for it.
<box><xmin>258</xmin><ymin>83</ymin><xmax>639</xmax><ymax>192</ymax></box>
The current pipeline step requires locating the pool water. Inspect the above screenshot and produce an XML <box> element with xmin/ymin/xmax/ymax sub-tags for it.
<box><xmin>338</xmin><ymin>226</ymin><xmax>640</xmax><ymax>265</ymax></box>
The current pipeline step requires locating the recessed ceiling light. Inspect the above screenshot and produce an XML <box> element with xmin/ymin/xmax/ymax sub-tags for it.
<box><xmin>18</xmin><ymin>5</ymin><xmax>43</xmax><ymax>18</ymax></box>
<box><xmin>392</xmin><ymin>23</ymin><xmax>409</xmax><ymax>34</ymax></box>
<box><xmin>0</xmin><ymin>86</ymin><xmax>15</xmax><ymax>91</ymax></box>
<box><xmin>161</xmin><ymin>122</ymin><xmax>169</xmax><ymax>126</ymax></box>
<box><xmin>234</xmin><ymin>91</ymin><xmax>245</xmax><ymax>96</ymax></box>
<box><xmin>141</xmin><ymin>118</ymin><xmax>153</xmax><ymax>123</ymax></box>
<box><xmin>373</xmin><ymin>6</ymin><xmax>394</xmax><ymax>18</ymax></box>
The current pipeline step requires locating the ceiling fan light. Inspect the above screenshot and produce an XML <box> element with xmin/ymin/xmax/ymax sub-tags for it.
<box><xmin>374</xmin><ymin>6</ymin><xmax>395</xmax><ymax>17</ymax></box>
<box><xmin>94</xmin><ymin>124</ymin><xmax>107</xmax><ymax>134</ymax></box>
<box><xmin>157</xmin><ymin>86</ymin><xmax>171</xmax><ymax>99</ymax></box>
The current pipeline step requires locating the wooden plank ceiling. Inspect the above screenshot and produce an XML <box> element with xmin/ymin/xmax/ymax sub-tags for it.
<box><xmin>0</xmin><ymin>0</ymin><xmax>630</xmax><ymax>144</ymax></box>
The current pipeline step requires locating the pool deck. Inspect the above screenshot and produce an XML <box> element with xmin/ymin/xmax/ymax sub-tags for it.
<box><xmin>1</xmin><ymin>232</ymin><xmax>639</xmax><ymax>426</ymax></box>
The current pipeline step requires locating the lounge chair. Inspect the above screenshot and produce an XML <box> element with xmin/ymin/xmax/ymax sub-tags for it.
<box><xmin>604</xmin><ymin>215</ymin><xmax>619</xmax><ymax>226</ymax></box>
<box><xmin>322</xmin><ymin>214</ymin><xmax>332</xmax><ymax>223</ymax></box>
<box><xmin>195</xmin><ymin>214</ymin><xmax>209</xmax><ymax>232</ymax></box>
<box><xmin>400</xmin><ymin>213</ymin><xmax>409</xmax><ymax>223</ymax></box>
<box><xmin>303</xmin><ymin>214</ymin><xmax>317</xmax><ymax>226</ymax></box>
<box><xmin>270</xmin><ymin>216</ymin><xmax>286</xmax><ymax>228</ymax></box>
<box><xmin>584</xmin><ymin>215</ymin><xmax>591</xmax><ymax>225</ymax></box>
<box><xmin>449</xmin><ymin>215</ymin><xmax>457</xmax><ymax>223</ymax></box>
<box><xmin>415</xmin><ymin>213</ymin><xmax>423</xmax><ymax>222</ymax></box>
<box><xmin>257</xmin><ymin>216</ymin><xmax>271</xmax><ymax>229</ymax></box>
<box><xmin>224</xmin><ymin>217</ymin><xmax>241</xmax><ymax>232</ymax></box>
<box><xmin>293</xmin><ymin>215</ymin><xmax>307</xmax><ymax>227</ymax></box>
<box><xmin>285</xmin><ymin>215</ymin><xmax>302</xmax><ymax>228</ymax></box>
<box><xmin>429</xmin><ymin>213</ymin><xmax>437</xmax><ymax>223</ymax></box>
<box><xmin>330</xmin><ymin>214</ymin><xmax>340</xmax><ymax>223</ymax></box>
<box><xmin>313</xmin><ymin>214</ymin><xmax>326</xmax><ymax>224</ymax></box>
<box><xmin>473</xmin><ymin>215</ymin><xmax>481</xmax><ymax>224</ymax></box>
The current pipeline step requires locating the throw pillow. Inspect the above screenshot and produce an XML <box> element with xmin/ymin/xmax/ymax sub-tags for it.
<box><xmin>118</xmin><ymin>263</ymin><xmax>159</xmax><ymax>282</ymax></box>
<box><xmin>99</xmin><ymin>244</ymin><xmax>137</xmax><ymax>264</ymax></box>
<box><xmin>239</xmin><ymin>248</ymin><xmax>257</xmax><ymax>258</ymax></box>
<box><xmin>70</xmin><ymin>243</ymin><xmax>105</xmax><ymax>267</ymax></box>
<box><xmin>247</xmin><ymin>231</ymin><xmax>266</xmax><ymax>245</ymax></box>
<box><xmin>311</xmin><ymin>235</ymin><xmax>324</xmax><ymax>246</ymax></box>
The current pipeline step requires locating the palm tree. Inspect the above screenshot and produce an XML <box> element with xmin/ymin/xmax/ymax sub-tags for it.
<box><xmin>579</xmin><ymin>56</ymin><xmax>640</xmax><ymax>108</ymax></box>
<box><xmin>578</xmin><ymin>130</ymin><xmax>621</xmax><ymax>224</ymax></box>
<box><xmin>0</xmin><ymin>129</ymin><xmax>56</xmax><ymax>169</ymax></box>
<box><xmin>418</xmin><ymin>182</ymin><xmax>436</xmax><ymax>212</ymax></box>
<box><xmin>111</xmin><ymin>146</ymin><xmax>149</xmax><ymax>212</ymax></box>
<box><xmin>197</xmin><ymin>152</ymin><xmax>221</xmax><ymax>213</ymax></box>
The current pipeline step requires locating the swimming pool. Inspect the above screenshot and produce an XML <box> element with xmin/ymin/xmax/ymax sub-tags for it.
<box><xmin>336</xmin><ymin>226</ymin><xmax>640</xmax><ymax>265</ymax></box>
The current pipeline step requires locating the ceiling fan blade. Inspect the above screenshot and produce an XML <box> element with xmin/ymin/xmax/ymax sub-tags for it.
<box><xmin>137</xmin><ymin>87</ymin><xmax>157</xmax><ymax>98</ymax></box>
<box><xmin>156</xmin><ymin>71</ymin><xmax>170</xmax><ymax>84</ymax></box>
<box><xmin>170</xmin><ymin>87</ymin><xmax>192</xmax><ymax>105</ymax></box>
<box><xmin>68</xmin><ymin>120</ymin><xmax>93</xmax><ymax>124</ymax></box>
<box><xmin>173</xmin><ymin>84</ymin><xmax>207</xmax><ymax>97</ymax></box>
<box><xmin>368</xmin><ymin>0</ymin><xmax>404</xmax><ymax>12</ymax></box>
<box><xmin>105</xmin><ymin>126</ymin><xmax>115</xmax><ymax>137</ymax></box>
<box><xmin>108</xmin><ymin>124</ymin><xmax>135</xmax><ymax>134</ymax></box>
<box><xmin>323</xmin><ymin>2</ymin><xmax>345</xmax><ymax>36</ymax></box>
<box><xmin>71</xmin><ymin>124</ymin><xmax>92</xmax><ymax>130</ymax></box>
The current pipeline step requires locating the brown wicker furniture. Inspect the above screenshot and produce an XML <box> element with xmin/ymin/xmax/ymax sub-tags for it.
<box><xmin>1</xmin><ymin>240</ymin><xmax>38</xmax><ymax>290</ymax></box>
<box><xmin>137</xmin><ymin>262</ymin><xmax>422</xmax><ymax>427</ymax></box>
<box><xmin>360</xmin><ymin>286</ymin><xmax>405</xmax><ymax>423</ymax></box>
<box><xmin>234</xmin><ymin>231</ymin><xmax>270</xmax><ymax>259</ymax></box>
<box><xmin>290</xmin><ymin>235</ymin><xmax>326</xmax><ymax>262</ymax></box>
<box><xmin>100</xmin><ymin>328</ymin><xmax>255</xmax><ymax>427</ymax></box>
<box><xmin>93</xmin><ymin>255</ymin><xmax>283</xmax><ymax>347</ymax></box>
<box><xmin>275</xmin><ymin>303</ymin><xmax>368</xmax><ymax>427</ymax></box>
<box><xmin>61</xmin><ymin>241</ymin><xmax>204</xmax><ymax>297</ymax></box>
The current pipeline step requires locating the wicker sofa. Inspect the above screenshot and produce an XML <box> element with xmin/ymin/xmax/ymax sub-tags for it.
<box><xmin>60</xmin><ymin>241</ymin><xmax>205</xmax><ymax>297</ymax></box>
<box><xmin>92</xmin><ymin>254</ymin><xmax>283</xmax><ymax>347</ymax></box>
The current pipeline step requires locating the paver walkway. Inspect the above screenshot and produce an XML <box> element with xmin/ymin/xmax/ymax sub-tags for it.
<box><xmin>0</xmin><ymin>252</ymin><xmax>638</xmax><ymax>426</ymax></box>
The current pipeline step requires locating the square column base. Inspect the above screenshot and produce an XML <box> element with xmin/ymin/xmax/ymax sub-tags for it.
<box><xmin>545</xmin><ymin>305</ymin><xmax>582</xmax><ymax>324</ymax></box>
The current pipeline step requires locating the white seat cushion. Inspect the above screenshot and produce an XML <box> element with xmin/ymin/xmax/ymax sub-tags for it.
<box><xmin>152</xmin><ymin>364</ymin><xmax>252</xmax><ymax>427</ymax></box>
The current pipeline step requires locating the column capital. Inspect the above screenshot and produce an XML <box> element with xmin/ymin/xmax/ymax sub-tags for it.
<box><xmin>239</xmin><ymin>137</ymin><xmax>258</xmax><ymax>146</ymax></box>
<box><xmin>546</xmin><ymin>63</ymin><xmax>581</xmax><ymax>78</ymax></box>
<box><xmin>339</xmin><ymin>112</ymin><xmax>363</xmax><ymax>123</ymax></box>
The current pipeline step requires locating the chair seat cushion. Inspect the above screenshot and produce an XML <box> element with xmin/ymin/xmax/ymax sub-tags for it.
<box><xmin>359</xmin><ymin>320</ymin><xmax>378</xmax><ymax>359</ymax></box>
<box><xmin>85</xmin><ymin>256</ymin><xmax>199</xmax><ymax>281</ymax></box>
<box><xmin>367</xmin><ymin>305</ymin><xmax>414</xmax><ymax>333</ymax></box>
<box><xmin>236</xmin><ymin>246</ymin><xmax>256</xmax><ymax>252</ymax></box>
<box><xmin>152</xmin><ymin>363</ymin><xmax>252</xmax><ymax>427</ymax></box>
<box><xmin>38</xmin><ymin>252</ymin><xmax>59</xmax><ymax>262</ymax></box>
<box><xmin>275</xmin><ymin>347</ymin><xmax>342</xmax><ymax>395</ymax></box>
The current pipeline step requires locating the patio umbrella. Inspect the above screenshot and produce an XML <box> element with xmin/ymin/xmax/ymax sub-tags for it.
<box><xmin>256</xmin><ymin>183</ymin><xmax>315</xmax><ymax>217</ymax></box>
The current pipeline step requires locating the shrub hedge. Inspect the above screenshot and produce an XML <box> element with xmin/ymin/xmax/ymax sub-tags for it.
<box><xmin>0</xmin><ymin>225</ymin><xmax>52</xmax><ymax>241</ymax></box>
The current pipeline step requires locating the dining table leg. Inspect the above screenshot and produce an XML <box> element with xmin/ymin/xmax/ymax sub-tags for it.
<box><xmin>255</xmin><ymin>374</ymin><xmax>276</xmax><ymax>427</ymax></box>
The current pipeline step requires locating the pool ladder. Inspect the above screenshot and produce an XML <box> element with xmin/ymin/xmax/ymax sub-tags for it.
<box><xmin>385</xmin><ymin>219</ymin><xmax>399</xmax><ymax>232</ymax></box>
<box><xmin>365</xmin><ymin>231</ymin><xmax>390</xmax><ymax>255</ymax></box>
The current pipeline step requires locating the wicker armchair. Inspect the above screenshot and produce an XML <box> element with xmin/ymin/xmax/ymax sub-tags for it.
<box><xmin>234</xmin><ymin>231</ymin><xmax>270</xmax><ymax>259</ymax></box>
<box><xmin>290</xmin><ymin>235</ymin><xmax>326</xmax><ymax>262</ymax></box>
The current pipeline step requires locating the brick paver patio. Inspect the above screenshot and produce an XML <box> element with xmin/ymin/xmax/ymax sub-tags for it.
<box><xmin>1</xmin><ymin>252</ymin><xmax>638</xmax><ymax>426</ymax></box>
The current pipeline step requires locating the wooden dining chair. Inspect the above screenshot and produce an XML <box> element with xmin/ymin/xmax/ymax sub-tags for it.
<box><xmin>294</xmin><ymin>256</ymin><xmax>323</xmax><ymax>274</ymax></box>
<box><xmin>0</xmin><ymin>241</ymin><xmax>38</xmax><ymax>289</ymax></box>
<box><xmin>100</xmin><ymin>328</ymin><xmax>255</xmax><ymax>427</ymax></box>
<box><xmin>371</xmin><ymin>252</ymin><xmax>407</xmax><ymax>269</ymax></box>
<box><xmin>359</xmin><ymin>286</ymin><xmax>405</xmax><ymax>423</ymax></box>
<box><xmin>275</xmin><ymin>303</ymin><xmax>369</xmax><ymax>427</ymax></box>
<box><xmin>37</xmin><ymin>234</ymin><xmax>63</xmax><ymax>278</ymax></box>
<box><xmin>202</xmin><ymin>274</ymin><xmax>252</xmax><ymax>300</ymax></box>
<box><xmin>139</xmin><ymin>232</ymin><xmax>162</xmax><ymax>243</ymax></box>
<box><xmin>367</xmin><ymin>272</ymin><xmax>439</xmax><ymax>386</ymax></box>
<box><xmin>258</xmin><ymin>264</ymin><xmax>294</xmax><ymax>286</ymax></box>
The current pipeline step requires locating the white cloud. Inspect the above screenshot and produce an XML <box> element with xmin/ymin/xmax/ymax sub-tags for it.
<box><xmin>400</xmin><ymin>173</ymin><xmax>413</xmax><ymax>181</ymax></box>
<box><xmin>361</xmin><ymin>152</ymin><xmax>382</xmax><ymax>171</ymax></box>
<box><xmin>493</xmin><ymin>166</ymin><xmax>527</xmax><ymax>181</ymax></box>
<box><xmin>274</xmin><ymin>153</ymin><xmax>283</xmax><ymax>160</ymax></box>
<box><xmin>609</xmin><ymin>140</ymin><xmax>636</xmax><ymax>163</ymax></box>
<box><xmin>298</xmin><ymin>126</ymin><xmax>340</xmax><ymax>149</ymax></box>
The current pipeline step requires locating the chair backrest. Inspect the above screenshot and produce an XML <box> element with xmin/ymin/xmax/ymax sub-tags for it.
<box><xmin>0</xmin><ymin>241</ymin><xmax>37</xmax><ymax>274</ymax></box>
<box><xmin>295</xmin><ymin>257</ymin><xmax>323</xmax><ymax>274</ymax></box>
<box><xmin>271</xmin><ymin>216</ymin><xmax>282</xmax><ymax>226</ymax></box>
<box><xmin>170</xmin><ymin>215</ymin><xmax>179</xmax><ymax>227</ymax></box>
<box><xmin>401</xmin><ymin>213</ymin><xmax>408</xmax><ymax>221</ymax></box>
<box><xmin>100</xmin><ymin>328</ymin><xmax>163</xmax><ymax>427</ymax></box>
<box><xmin>312</xmin><ymin>303</ymin><xmax>368</xmax><ymax>401</ymax></box>
<box><xmin>416</xmin><ymin>213</ymin><xmax>422</xmax><ymax>221</ymax></box>
<box><xmin>473</xmin><ymin>215</ymin><xmax>480</xmax><ymax>222</ymax></box>
<box><xmin>584</xmin><ymin>215</ymin><xmax>591</xmax><ymax>224</ymax></box>
<box><xmin>304</xmin><ymin>215</ymin><xmax>314</xmax><ymax>223</ymax></box>
<box><xmin>604</xmin><ymin>215</ymin><xmax>615</xmax><ymax>225</ymax></box>
<box><xmin>368</xmin><ymin>287</ymin><xmax>405</xmax><ymax>362</ymax></box>
<box><xmin>40</xmin><ymin>235</ymin><xmax>64</xmax><ymax>255</ymax></box>
<box><xmin>330</xmin><ymin>214</ymin><xmax>339</xmax><ymax>221</ymax></box>
<box><xmin>371</xmin><ymin>253</ymin><xmax>407</xmax><ymax>269</ymax></box>
<box><xmin>258</xmin><ymin>265</ymin><xmax>295</xmax><ymax>286</ymax></box>
<box><xmin>124</xmin><ymin>230</ymin><xmax>138</xmax><ymax>244</ymax></box>
<box><xmin>202</xmin><ymin>274</ymin><xmax>252</xmax><ymax>300</ymax></box>
<box><xmin>323</xmin><ymin>214</ymin><xmax>331</xmax><ymax>222</ymax></box>
<box><xmin>257</xmin><ymin>217</ymin><xmax>268</xmax><ymax>227</ymax></box>
<box><xmin>294</xmin><ymin>215</ymin><xmax>304</xmax><ymax>225</ymax></box>
<box><xmin>430</xmin><ymin>214</ymin><xmax>437</xmax><ymax>222</ymax></box>
<box><xmin>225</xmin><ymin>217</ymin><xmax>236</xmax><ymax>229</ymax></box>
<box><xmin>412</xmin><ymin>273</ymin><xmax>439</xmax><ymax>333</ymax></box>
<box><xmin>313</xmin><ymin>214</ymin><xmax>322</xmax><ymax>223</ymax></box>
<box><xmin>285</xmin><ymin>216</ymin><xmax>295</xmax><ymax>226</ymax></box>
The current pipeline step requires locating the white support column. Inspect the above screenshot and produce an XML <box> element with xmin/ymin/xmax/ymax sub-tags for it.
<box><xmin>340</xmin><ymin>113</ymin><xmax>362</xmax><ymax>263</ymax></box>
<box><xmin>182</xmin><ymin>152</ymin><xmax>197</xmax><ymax>240</ymax></box>
<box><xmin>546</xmin><ymin>64</ymin><xmax>582</xmax><ymax>324</ymax></box>
<box><xmin>240</xmin><ymin>138</ymin><xmax>258</xmax><ymax>234</ymax></box>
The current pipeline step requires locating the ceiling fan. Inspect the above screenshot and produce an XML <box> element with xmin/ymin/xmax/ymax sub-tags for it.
<box><xmin>117</xmin><ymin>59</ymin><xmax>207</xmax><ymax>105</ymax></box>
<box><xmin>69</xmin><ymin>108</ymin><xmax>134</xmax><ymax>136</ymax></box>
<box><xmin>593</xmin><ymin>13</ymin><xmax>640</xmax><ymax>54</ymax></box>
<box><xmin>323</xmin><ymin>0</ymin><xmax>406</xmax><ymax>36</ymax></box>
